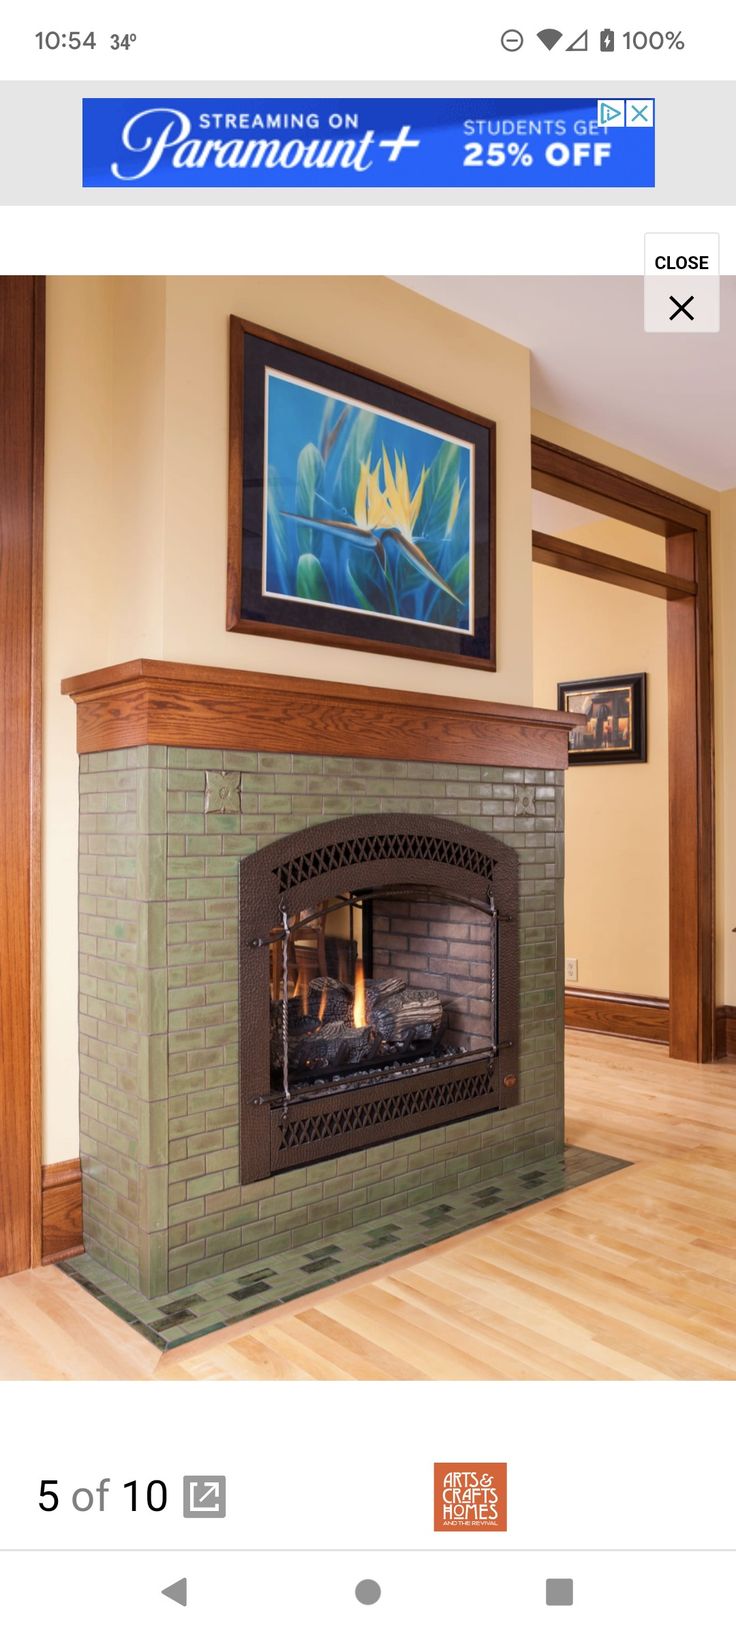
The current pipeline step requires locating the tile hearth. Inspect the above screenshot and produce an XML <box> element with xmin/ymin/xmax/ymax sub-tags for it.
<box><xmin>60</xmin><ymin>1145</ymin><xmax>628</xmax><ymax>1350</ymax></box>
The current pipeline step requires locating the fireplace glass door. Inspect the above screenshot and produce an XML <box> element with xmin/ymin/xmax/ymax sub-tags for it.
<box><xmin>269</xmin><ymin>889</ymin><xmax>494</xmax><ymax>1096</ymax></box>
<box><xmin>239</xmin><ymin>812</ymin><xmax>518</xmax><ymax>1183</ymax></box>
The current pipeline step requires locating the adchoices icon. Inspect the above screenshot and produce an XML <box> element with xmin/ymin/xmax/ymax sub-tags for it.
<box><xmin>598</xmin><ymin>99</ymin><xmax>626</xmax><ymax>125</ymax></box>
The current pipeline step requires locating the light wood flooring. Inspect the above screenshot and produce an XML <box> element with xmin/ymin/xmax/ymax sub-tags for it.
<box><xmin>2</xmin><ymin>1031</ymin><xmax>735</xmax><ymax>1381</ymax></box>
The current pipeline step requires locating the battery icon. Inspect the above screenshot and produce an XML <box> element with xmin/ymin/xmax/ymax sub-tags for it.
<box><xmin>600</xmin><ymin>28</ymin><xmax>615</xmax><ymax>50</ymax></box>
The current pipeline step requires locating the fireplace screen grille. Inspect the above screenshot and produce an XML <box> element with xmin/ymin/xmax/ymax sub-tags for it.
<box><xmin>239</xmin><ymin>814</ymin><xmax>519</xmax><ymax>1183</ymax></box>
<box><xmin>274</xmin><ymin>1064</ymin><xmax>497</xmax><ymax>1156</ymax></box>
<box><xmin>273</xmin><ymin>830</ymin><xmax>497</xmax><ymax>893</ymax></box>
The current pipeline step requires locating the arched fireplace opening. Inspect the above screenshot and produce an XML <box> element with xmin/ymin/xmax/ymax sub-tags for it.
<box><xmin>239</xmin><ymin>814</ymin><xmax>519</xmax><ymax>1183</ymax></box>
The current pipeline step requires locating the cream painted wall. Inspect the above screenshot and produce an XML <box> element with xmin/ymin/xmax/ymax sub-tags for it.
<box><xmin>43</xmin><ymin>277</ymin><xmax>532</xmax><ymax>1162</ymax></box>
<box><xmin>533</xmin><ymin>520</ymin><xmax>669</xmax><ymax>998</ymax></box>
<box><xmin>44</xmin><ymin>278</ymin><xmax>168</xmax><ymax>1164</ymax></box>
<box><xmin>533</xmin><ymin>411</ymin><xmax>735</xmax><ymax>1012</ymax></box>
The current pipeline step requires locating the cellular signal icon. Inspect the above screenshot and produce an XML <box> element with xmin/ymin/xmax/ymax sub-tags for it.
<box><xmin>600</xmin><ymin>28</ymin><xmax>615</xmax><ymax>51</ymax></box>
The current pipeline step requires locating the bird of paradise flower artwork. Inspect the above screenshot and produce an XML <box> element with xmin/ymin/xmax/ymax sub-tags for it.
<box><xmin>263</xmin><ymin>369</ymin><xmax>474</xmax><ymax>633</ymax></box>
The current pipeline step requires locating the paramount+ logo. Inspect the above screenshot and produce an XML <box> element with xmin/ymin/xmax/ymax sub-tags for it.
<box><xmin>434</xmin><ymin>1464</ymin><xmax>508</xmax><ymax>1532</ymax></box>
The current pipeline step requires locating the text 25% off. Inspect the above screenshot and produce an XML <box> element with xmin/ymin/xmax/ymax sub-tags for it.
<box><xmin>463</xmin><ymin>140</ymin><xmax>613</xmax><ymax>169</ymax></box>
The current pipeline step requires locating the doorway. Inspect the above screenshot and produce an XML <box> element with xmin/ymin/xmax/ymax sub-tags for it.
<box><xmin>0</xmin><ymin>277</ymin><xmax>44</xmax><ymax>1275</ymax></box>
<box><xmin>531</xmin><ymin>436</ymin><xmax>715</xmax><ymax>1063</ymax></box>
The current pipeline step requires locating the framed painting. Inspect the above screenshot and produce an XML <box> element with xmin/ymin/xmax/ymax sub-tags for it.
<box><xmin>227</xmin><ymin>316</ymin><xmax>496</xmax><ymax>669</ymax></box>
<box><xmin>558</xmin><ymin>674</ymin><xmax>647</xmax><ymax>766</ymax></box>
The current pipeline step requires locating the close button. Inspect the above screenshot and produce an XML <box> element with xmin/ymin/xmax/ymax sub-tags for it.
<box><xmin>645</xmin><ymin>279</ymin><xmax>719</xmax><ymax>332</ymax></box>
<box><xmin>668</xmin><ymin>293</ymin><xmax>695</xmax><ymax>322</ymax></box>
<box><xmin>644</xmin><ymin>233</ymin><xmax>719</xmax><ymax>333</ymax></box>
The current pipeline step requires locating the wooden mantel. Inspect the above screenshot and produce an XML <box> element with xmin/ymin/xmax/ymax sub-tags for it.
<box><xmin>61</xmin><ymin>659</ymin><xmax>582</xmax><ymax>770</ymax></box>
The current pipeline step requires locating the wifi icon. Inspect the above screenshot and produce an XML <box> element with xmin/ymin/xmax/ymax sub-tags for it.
<box><xmin>537</xmin><ymin>28</ymin><xmax>562</xmax><ymax>49</ymax></box>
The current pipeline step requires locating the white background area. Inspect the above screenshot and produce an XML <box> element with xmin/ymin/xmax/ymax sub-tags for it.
<box><xmin>4</xmin><ymin>1381</ymin><xmax>730</xmax><ymax>1549</ymax></box>
<box><xmin>1</xmin><ymin>1381</ymin><xmax>734</xmax><ymax>1633</ymax></box>
<box><xmin>4</xmin><ymin>205</ymin><xmax>735</xmax><ymax>273</ymax></box>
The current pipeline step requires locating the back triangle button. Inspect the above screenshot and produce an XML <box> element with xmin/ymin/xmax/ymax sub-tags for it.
<box><xmin>162</xmin><ymin>1578</ymin><xmax>188</xmax><ymax>1607</ymax></box>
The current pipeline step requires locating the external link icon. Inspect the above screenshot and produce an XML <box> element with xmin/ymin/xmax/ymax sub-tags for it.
<box><xmin>182</xmin><ymin>1475</ymin><xmax>227</xmax><ymax>1518</ymax></box>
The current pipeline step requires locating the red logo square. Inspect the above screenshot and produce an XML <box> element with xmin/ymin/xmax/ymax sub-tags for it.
<box><xmin>434</xmin><ymin>1464</ymin><xmax>507</xmax><ymax>1531</ymax></box>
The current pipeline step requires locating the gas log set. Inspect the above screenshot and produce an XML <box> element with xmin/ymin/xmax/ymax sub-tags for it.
<box><xmin>271</xmin><ymin>966</ymin><xmax>447</xmax><ymax>1084</ymax></box>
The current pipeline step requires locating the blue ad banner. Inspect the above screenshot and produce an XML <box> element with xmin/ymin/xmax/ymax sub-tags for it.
<box><xmin>82</xmin><ymin>98</ymin><xmax>655</xmax><ymax>188</ymax></box>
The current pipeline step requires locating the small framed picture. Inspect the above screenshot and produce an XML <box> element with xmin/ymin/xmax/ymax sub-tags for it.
<box><xmin>557</xmin><ymin>674</ymin><xmax>647</xmax><ymax>765</ymax></box>
<box><xmin>227</xmin><ymin>316</ymin><xmax>496</xmax><ymax>669</ymax></box>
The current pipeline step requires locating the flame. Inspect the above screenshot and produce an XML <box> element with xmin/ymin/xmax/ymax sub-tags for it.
<box><xmin>293</xmin><ymin>964</ymin><xmax>308</xmax><ymax>1016</ymax></box>
<box><xmin>318</xmin><ymin>985</ymin><xmax>328</xmax><ymax>1024</ymax></box>
<box><xmin>353</xmin><ymin>958</ymin><xmax>366</xmax><ymax>1029</ymax></box>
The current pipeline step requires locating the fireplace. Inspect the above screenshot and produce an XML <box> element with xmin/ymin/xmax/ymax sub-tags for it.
<box><xmin>64</xmin><ymin>660</ymin><xmax>573</xmax><ymax>1299</ymax></box>
<box><xmin>239</xmin><ymin>814</ymin><xmax>519</xmax><ymax>1183</ymax></box>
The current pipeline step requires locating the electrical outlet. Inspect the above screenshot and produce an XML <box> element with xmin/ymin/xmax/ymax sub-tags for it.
<box><xmin>565</xmin><ymin>957</ymin><xmax>578</xmax><ymax>983</ymax></box>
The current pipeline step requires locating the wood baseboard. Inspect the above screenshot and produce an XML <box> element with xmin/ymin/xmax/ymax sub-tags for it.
<box><xmin>716</xmin><ymin>1006</ymin><xmax>736</xmax><ymax>1059</ymax></box>
<box><xmin>41</xmin><ymin>1159</ymin><xmax>83</xmax><ymax>1264</ymax></box>
<box><xmin>565</xmin><ymin>992</ymin><xmax>734</xmax><ymax>1057</ymax></box>
<box><xmin>565</xmin><ymin>988</ymin><xmax>670</xmax><ymax>1045</ymax></box>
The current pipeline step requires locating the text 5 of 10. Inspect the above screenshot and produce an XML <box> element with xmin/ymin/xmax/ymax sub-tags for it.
<box><xmin>39</xmin><ymin>1478</ymin><xmax>167</xmax><ymax>1513</ymax></box>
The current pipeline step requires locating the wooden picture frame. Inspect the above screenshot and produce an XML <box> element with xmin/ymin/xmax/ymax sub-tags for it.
<box><xmin>558</xmin><ymin>673</ymin><xmax>647</xmax><ymax>765</ymax></box>
<box><xmin>227</xmin><ymin>315</ymin><xmax>496</xmax><ymax>670</ymax></box>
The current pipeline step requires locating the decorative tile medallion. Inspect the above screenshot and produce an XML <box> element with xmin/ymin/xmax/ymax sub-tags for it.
<box><xmin>514</xmin><ymin>787</ymin><xmax>536</xmax><ymax>818</ymax></box>
<box><xmin>204</xmin><ymin>769</ymin><xmax>241</xmax><ymax>814</ymax></box>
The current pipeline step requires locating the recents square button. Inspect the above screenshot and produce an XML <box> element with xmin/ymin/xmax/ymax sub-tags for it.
<box><xmin>546</xmin><ymin>1578</ymin><xmax>574</xmax><ymax>1606</ymax></box>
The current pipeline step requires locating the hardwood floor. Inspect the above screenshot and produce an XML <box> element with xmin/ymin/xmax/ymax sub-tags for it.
<box><xmin>1</xmin><ymin>1031</ymin><xmax>735</xmax><ymax>1381</ymax></box>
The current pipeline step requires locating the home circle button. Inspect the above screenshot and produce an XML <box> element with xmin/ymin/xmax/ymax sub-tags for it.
<box><xmin>355</xmin><ymin>1580</ymin><xmax>382</xmax><ymax>1605</ymax></box>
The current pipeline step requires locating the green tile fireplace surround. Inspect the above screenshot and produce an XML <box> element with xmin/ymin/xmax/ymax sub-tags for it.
<box><xmin>64</xmin><ymin>662</ymin><xmax>577</xmax><ymax>1302</ymax></box>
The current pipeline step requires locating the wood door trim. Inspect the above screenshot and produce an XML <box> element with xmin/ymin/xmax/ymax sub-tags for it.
<box><xmin>30</xmin><ymin>279</ymin><xmax>45</xmax><ymax>1264</ymax></box>
<box><xmin>666</xmin><ymin>523</ymin><xmax>715</xmax><ymax>1059</ymax></box>
<box><xmin>0</xmin><ymin>277</ymin><xmax>44</xmax><ymax>1276</ymax></box>
<box><xmin>532</xmin><ymin>435</ymin><xmax>715</xmax><ymax>1063</ymax></box>
<box><xmin>532</xmin><ymin>531</ymin><xmax>696</xmax><ymax>600</ymax></box>
<box><xmin>532</xmin><ymin>436</ymin><xmax>711</xmax><ymax>535</ymax></box>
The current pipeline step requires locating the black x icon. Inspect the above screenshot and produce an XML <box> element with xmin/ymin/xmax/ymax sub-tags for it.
<box><xmin>669</xmin><ymin>294</ymin><xmax>695</xmax><ymax>322</ymax></box>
